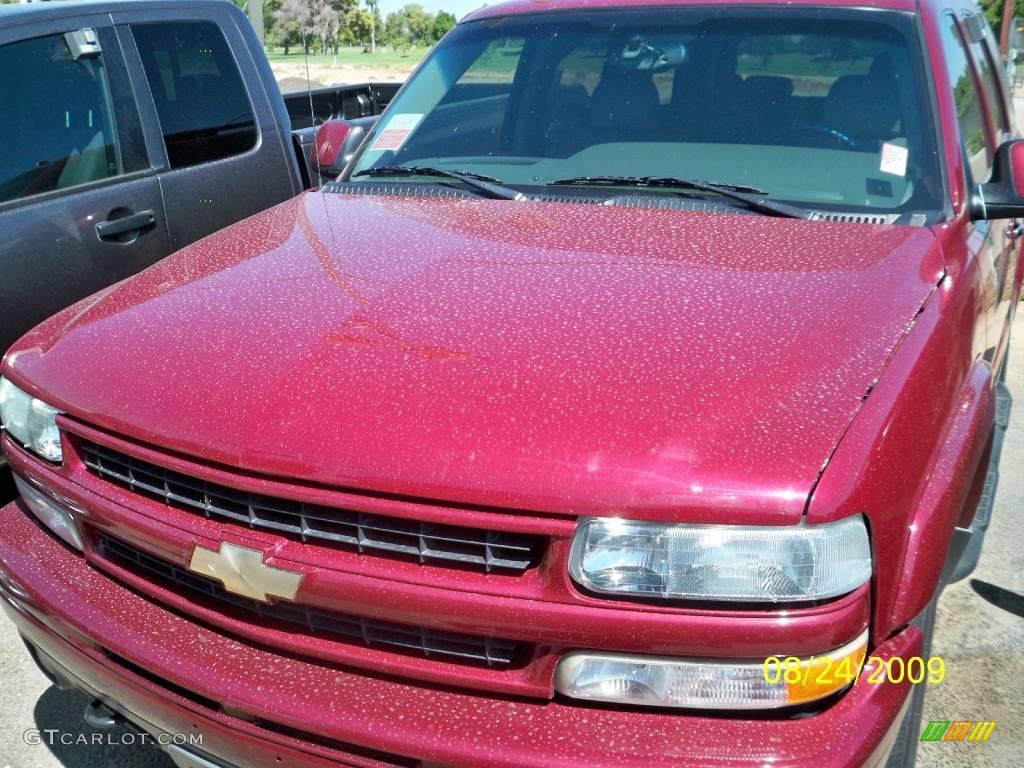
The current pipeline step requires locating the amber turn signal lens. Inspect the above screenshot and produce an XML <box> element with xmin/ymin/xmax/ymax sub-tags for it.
<box><xmin>782</xmin><ymin>630</ymin><xmax>868</xmax><ymax>705</ymax></box>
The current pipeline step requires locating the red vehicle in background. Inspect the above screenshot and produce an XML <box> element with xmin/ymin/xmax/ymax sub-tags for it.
<box><xmin>0</xmin><ymin>0</ymin><xmax>1020</xmax><ymax>766</ymax></box>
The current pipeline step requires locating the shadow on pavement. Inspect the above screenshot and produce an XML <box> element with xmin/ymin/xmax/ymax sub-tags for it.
<box><xmin>970</xmin><ymin>579</ymin><xmax>1024</xmax><ymax>619</ymax></box>
<box><xmin>33</xmin><ymin>686</ymin><xmax>173</xmax><ymax>767</ymax></box>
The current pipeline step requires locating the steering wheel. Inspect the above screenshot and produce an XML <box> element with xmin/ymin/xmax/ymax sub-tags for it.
<box><xmin>772</xmin><ymin>125</ymin><xmax>858</xmax><ymax>150</ymax></box>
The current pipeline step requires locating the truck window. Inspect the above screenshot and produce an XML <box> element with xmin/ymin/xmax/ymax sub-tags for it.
<box><xmin>395</xmin><ymin>36</ymin><xmax>526</xmax><ymax>159</ymax></box>
<box><xmin>972</xmin><ymin>26</ymin><xmax>1010</xmax><ymax>142</ymax></box>
<box><xmin>939</xmin><ymin>15</ymin><xmax>992</xmax><ymax>181</ymax></box>
<box><xmin>0</xmin><ymin>33</ymin><xmax>124</xmax><ymax>205</ymax></box>
<box><xmin>350</xmin><ymin>9</ymin><xmax>944</xmax><ymax>214</ymax></box>
<box><xmin>132</xmin><ymin>21</ymin><xmax>257</xmax><ymax>168</ymax></box>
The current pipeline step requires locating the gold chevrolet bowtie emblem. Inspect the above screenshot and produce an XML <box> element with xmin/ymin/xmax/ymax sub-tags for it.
<box><xmin>188</xmin><ymin>542</ymin><xmax>303</xmax><ymax>603</ymax></box>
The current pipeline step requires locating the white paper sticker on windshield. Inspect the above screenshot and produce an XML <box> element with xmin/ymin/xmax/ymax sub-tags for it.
<box><xmin>880</xmin><ymin>143</ymin><xmax>909</xmax><ymax>177</ymax></box>
<box><xmin>371</xmin><ymin>113</ymin><xmax>424</xmax><ymax>152</ymax></box>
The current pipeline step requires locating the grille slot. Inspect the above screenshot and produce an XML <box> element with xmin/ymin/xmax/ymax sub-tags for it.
<box><xmin>95</xmin><ymin>533</ymin><xmax>521</xmax><ymax>667</ymax></box>
<box><xmin>81</xmin><ymin>441</ymin><xmax>540</xmax><ymax>573</ymax></box>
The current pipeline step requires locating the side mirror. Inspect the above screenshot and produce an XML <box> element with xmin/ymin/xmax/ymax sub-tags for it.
<box><xmin>310</xmin><ymin>119</ymin><xmax>362</xmax><ymax>181</ymax></box>
<box><xmin>973</xmin><ymin>139</ymin><xmax>1024</xmax><ymax>219</ymax></box>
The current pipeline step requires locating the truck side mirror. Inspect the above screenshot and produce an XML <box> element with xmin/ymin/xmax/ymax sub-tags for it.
<box><xmin>972</xmin><ymin>139</ymin><xmax>1024</xmax><ymax>219</ymax></box>
<box><xmin>311</xmin><ymin>119</ymin><xmax>361</xmax><ymax>181</ymax></box>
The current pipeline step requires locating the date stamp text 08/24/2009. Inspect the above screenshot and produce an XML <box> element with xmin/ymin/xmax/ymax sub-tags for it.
<box><xmin>763</xmin><ymin>655</ymin><xmax>945</xmax><ymax>687</ymax></box>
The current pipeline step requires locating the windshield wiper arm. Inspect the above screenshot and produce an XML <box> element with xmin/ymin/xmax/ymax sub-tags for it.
<box><xmin>549</xmin><ymin>176</ymin><xmax>809</xmax><ymax>219</ymax></box>
<box><xmin>353</xmin><ymin>166</ymin><xmax>525</xmax><ymax>201</ymax></box>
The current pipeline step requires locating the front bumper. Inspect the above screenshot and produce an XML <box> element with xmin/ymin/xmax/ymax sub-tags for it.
<box><xmin>0</xmin><ymin>499</ymin><xmax>920</xmax><ymax>768</ymax></box>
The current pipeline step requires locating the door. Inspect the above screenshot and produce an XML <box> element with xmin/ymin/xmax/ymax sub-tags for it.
<box><xmin>114</xmin><ymin>6</ymin><xmax>301</xmax><ymax>252</ymax></box>
<box><xmin>971</xmin><ymin>19</ymin><xmax>1021</xmax><ymax>371</ymax></box>
<box><xmin>939</xmin><ymin>13</ymin><xmax>1000</xmax><ymax>366</ymax></box>
<box><xmin>939</xmin><ymin>13</ymin><xmax>1016</xmax><ymax>371</ymax></box>
<box><xmin>0</xmin><ymin>24</ymin><xmax>170</xmax><ymax>356</ymax></box>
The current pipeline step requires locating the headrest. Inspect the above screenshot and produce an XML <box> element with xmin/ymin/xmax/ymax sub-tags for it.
<box><xmin>589</xmin><ymin>69</ymin><xmax>660</xmax><ymax>126</ymax></box>
<box><xmin>826</xmin><ymin>74</ymin><xmax>899</xmax><ymax>140</ymax></box>
<box><xmin>744</xmin><ymin>75</ymin><xmax>794</xmax><ymax>103</ymax></box>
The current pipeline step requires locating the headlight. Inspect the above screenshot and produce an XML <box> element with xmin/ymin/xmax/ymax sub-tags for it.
<box><xmin>0</xmin><ymin>377</ymin><xmax>63</xmax><ymax>462</ymax></box>
<box><xmin>569</xmin><ymin>516</ymin><xmax>871</xmax><ymax>603</ymax></box>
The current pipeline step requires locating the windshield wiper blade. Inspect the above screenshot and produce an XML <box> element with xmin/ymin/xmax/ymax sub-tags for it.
<box><xmin>353</xmin><ymin>166</ymin><xmax>525</xmax><ymax>201</ymax></box>
<box><xmin>552</xmin><ymin>175</ymin><xmax>769</xmax><ymax>195</ymax></box>
<box><xmin>549</xmin><ymin>176</ymin><xmax>808</xmax><ymax>219</ymax></box>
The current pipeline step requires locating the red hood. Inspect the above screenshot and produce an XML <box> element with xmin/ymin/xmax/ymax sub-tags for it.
<box><xmin>4</xmin><ymin>192</ymin><xmax>943</xmax><ymax>523</ymax></box>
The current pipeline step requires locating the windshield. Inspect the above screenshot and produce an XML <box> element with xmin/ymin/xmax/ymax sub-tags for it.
<box><xmin>346</xmin><ymin>8</ymin><xmax>943</xmax><ymax>215</ymax></box>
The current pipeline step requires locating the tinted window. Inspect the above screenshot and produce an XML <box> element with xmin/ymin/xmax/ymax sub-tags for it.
<box><xmin>972</xmin><ymin>33</ymin><xmax>1008</xmax><ymax>140</ymax></box>
<box><xmin>402</xmin><ymin>37</ymin><xmax>525</xmax><ymax>158</ymax></box>
<box><xmin>132</xmin><ymin>22</ymin><xmax>257</xmax><ymax>168</ymax></box>
<box><xmin>940</xmin><ymin>16</ymin><xmax>991</xmax><ymax>180</ymax></box>
<box><xmin>455</xmin><ymin>36</ymin><xmax>524</xmax><ymax>85</ymax></box>
<box><xmin>0</xmin><ymin>33</ymin><xmax>123</xmax><ymax>204</ymax></box>
<box><xmin>351</xmin><ymin>9</ymin><xmax>942</xmax><ymax>214</ymax></box>
<box><xmin>287</xmin><ymin>92</ymin><xmax>338</xmax><ymax>130</ymax></box>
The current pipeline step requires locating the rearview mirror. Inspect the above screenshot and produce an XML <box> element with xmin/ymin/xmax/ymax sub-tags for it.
<box><xmin>972</xmin><ymin>139</ymin><xmax>1024</xmax><ymax>219</ymax></box>
<box><xmin>311</xmin><ymin>119</ymin><xmax>362</xmax><ymax>181</ymax></box>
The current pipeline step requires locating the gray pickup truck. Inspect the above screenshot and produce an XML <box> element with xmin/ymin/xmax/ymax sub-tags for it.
<box><xmin>0</xmin><ymin>0</ymin><xmax>395</xmax><ymax>386</ymax></box>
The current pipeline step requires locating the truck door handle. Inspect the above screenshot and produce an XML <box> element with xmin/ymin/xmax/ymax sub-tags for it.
<box><xmin>96</xmin><ymin>210</ymin><xmax>156</xmax><ymax>240</ymax></box>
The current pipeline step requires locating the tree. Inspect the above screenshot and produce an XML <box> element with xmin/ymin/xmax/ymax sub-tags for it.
<box><xmin>432</xmin><ymin>11</ymin><xmax>456</xmax><ymax>43</ymax></box>
<box><xmin>980</xmin><ymin>0</ymin><xmax>1024</xmax><ymax>50</ymax></box>
<box><xmin>365</xmin><ymin>0</ymin><xmax>380</xmax><ymax>52</ymax></box>
<box><xmin>272</xmin><ymin>0</ymin><xmax>311</xmax><ymax>54</ymax></box>
<box><xmin>314</xmin><ymin>0</ymin><xmax>341</xmax><ymax>54</ymax></box>
<box><xmin>382</xmin><ymin>4</ymin><xmax>434</xmax><ymax>48</ymax></box>
<box><xmin>271</xmin><ymin>0</ymin><xmax>354</xmax><ymax>55</ymax></box>
<box><xmin>343</xmin><ymin>9</ymin><xmax>375</xmax><ymax>48</ymax></box>
<box><xmin>263</xmin><ymin>0</ymin><xmax>285</xmax><ymax>46</ymax></box>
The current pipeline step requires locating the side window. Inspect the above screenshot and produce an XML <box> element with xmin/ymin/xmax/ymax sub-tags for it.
<box><xmin>131</xmin><ymin>21</ymin><xmax>257</xmax><ymax>168</ymax></box>
<box><xmin>972</xmin><ymin>31</ymin><xmax>1009</xmax><ymax>142</ymax></box>
<box><xmin>0</xmin><ymin>32</ymin><xmax>125</xmax><ymax>205</ymax></box>
<box><xmin>939</xmin><ymin>15</ymin><xmax>991</xmax><ymax>181</ymax></box>
<box><xmin>287</xmin><ymin>92</ymin><xmax>337</xmax><ymax>130</ymax></box>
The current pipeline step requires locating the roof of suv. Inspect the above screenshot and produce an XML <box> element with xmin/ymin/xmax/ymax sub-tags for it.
<box><xmin>464</xmin><ymin>0</ymin><xmax>921</xmax><ymax>22</ymax></box>
<box><xmin>0</xmin><ymin>0</ymin><xmax>231</xmax><ymax>23</ymax></box>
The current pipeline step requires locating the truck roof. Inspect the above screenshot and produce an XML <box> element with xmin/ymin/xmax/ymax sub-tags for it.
<box><xmin>0</xmin><ymin>0</ymin><xmax>233</xmax><ymax>23</ymax></box>
<box><xmin>464</xmin><ymin>0</ymin><xmax>923</xmax><ymax>22</ymax></box>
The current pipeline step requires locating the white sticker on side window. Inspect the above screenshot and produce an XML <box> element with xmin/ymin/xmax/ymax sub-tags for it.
<box><xmin>371</xmin><ymin>113</ymin><xmax>424</xmax><ymax>152</ymax></box>
<box><xmin>880</xmin><ymin>143</ymin><xmax>909</xmax><ymax>177</ymax></box>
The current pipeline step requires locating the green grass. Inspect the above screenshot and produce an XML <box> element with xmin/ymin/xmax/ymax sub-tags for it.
<box><xmin>264</xmin><ymin>45</ymin><xmax>429</xmax><ymax>69</ymax></box>
<box><xmin>737</xmin><ymin>52</ymin><xmax>872</xmax><ymax>79</ymax></box>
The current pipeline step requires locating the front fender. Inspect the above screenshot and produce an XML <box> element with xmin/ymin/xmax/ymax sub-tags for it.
<box><xmin>806</xmin><ymin>259</ymin><xmax>991</xmax><ymax>638</ymax></box>
<box><xmin>890</xmin><ymin>362</ymin><xmax>993</xmax><ymax>624</ymax></box>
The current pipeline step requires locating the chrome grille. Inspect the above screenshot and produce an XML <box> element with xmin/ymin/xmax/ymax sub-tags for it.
<box><xmin>95</xmin><ymin>533</ymin><xmax>520</xmax><ymax>667</ymax></box>
<box><xmin>81</xmin><ymin>442</ymin><xmax>540</xmax><ymax>573</ymax></box>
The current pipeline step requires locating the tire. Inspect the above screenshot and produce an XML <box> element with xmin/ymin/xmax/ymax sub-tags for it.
<box><xmin>884</xmin><ymin>594</ymin><xmax>939</xmax><ymax>768</ymax></box>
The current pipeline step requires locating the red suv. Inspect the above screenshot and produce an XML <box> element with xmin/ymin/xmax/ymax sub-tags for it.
<box><xmin>0</xmin><ymin>0</ymin><xmax>1019</xmax><ymax>766</ymax></box>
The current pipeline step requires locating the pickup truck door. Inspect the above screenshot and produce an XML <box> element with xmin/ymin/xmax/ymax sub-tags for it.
<box><xmin>111</xmin><ymin>4</ymin><xmax>302</xmax><ymax>252</ymax></box>
<box><xmin>940</xmin><ymin>13</ymin><xmax>1019</xmax><ymax>373</ymax></box>
<box><xmin>970</xmin><ymin>20</ymin><xmax>1021</xmax><ymax>372</ymax></box>
<box><xmin>0</xmin><ymin>20</ymin><xmax>170</xmax><ymax>356</ymax></box>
